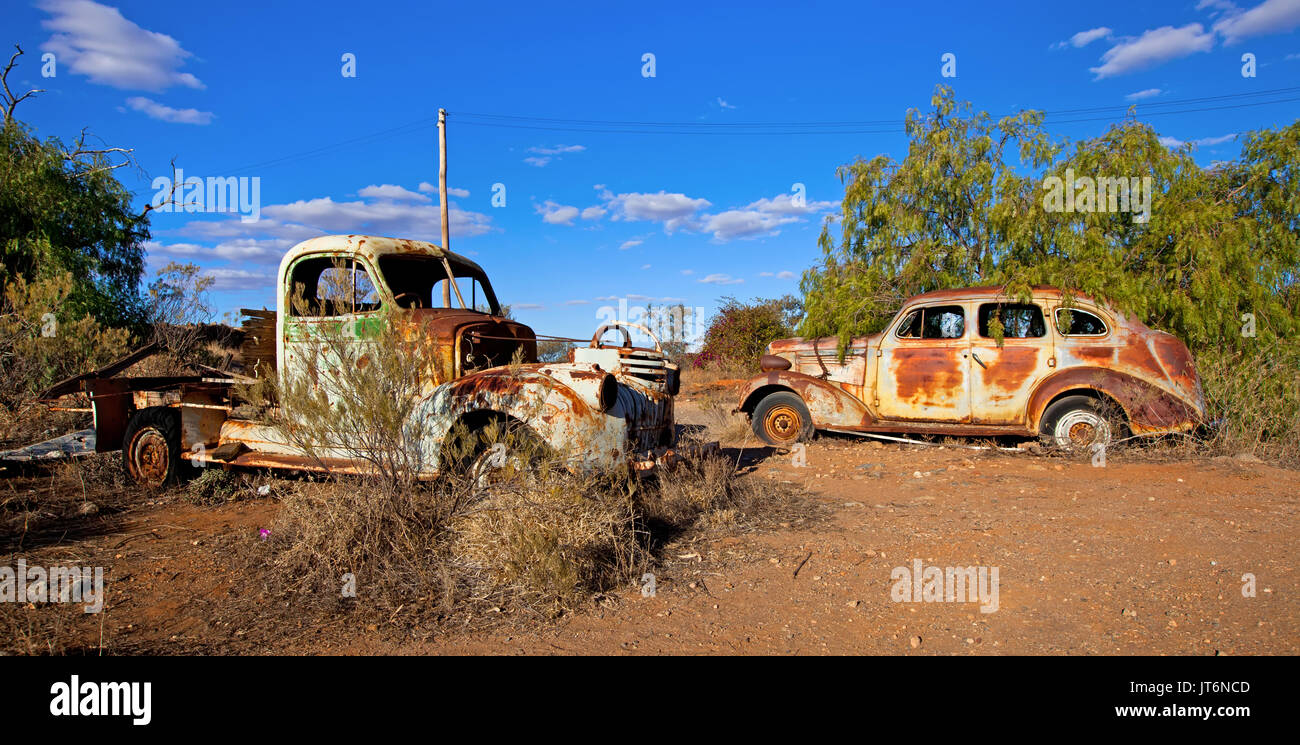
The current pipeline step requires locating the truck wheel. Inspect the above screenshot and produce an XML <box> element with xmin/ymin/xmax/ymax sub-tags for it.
<box><xmin>1040</xmin><ymin>395</ymin><xmax>1120</xmax><ymax>451</ymax></box>
<box><xmin>752</xmin><ymin>391</ymin><xmax>814</xmax><ymax>447</ymax></box>
<box><xmin>122</xmin><ymin>407</ymin><xmax>184</xmax><ymax>487</ymax></box>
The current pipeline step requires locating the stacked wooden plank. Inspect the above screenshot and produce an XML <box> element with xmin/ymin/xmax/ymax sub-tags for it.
<box><xmin>240</xmin><ymin>309</ymin><xmax>277</xmax><ymax>375</ymax></box>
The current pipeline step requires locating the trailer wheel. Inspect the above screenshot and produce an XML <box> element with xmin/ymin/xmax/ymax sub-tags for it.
<box><xmin>751</xmin><ymin>391</ymin><xmax>814</xmax><ymax>447</ymax></box>
<box><xmin>122</xmin><ymin>407</ymin><xmax>184</xmax><ymax>487</ymax></box>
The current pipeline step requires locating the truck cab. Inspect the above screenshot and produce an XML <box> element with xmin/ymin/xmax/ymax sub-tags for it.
<box><xmin>97</xmin><ymin>235</ymin><xmax>680</xmax><ymax>486</ymax></box>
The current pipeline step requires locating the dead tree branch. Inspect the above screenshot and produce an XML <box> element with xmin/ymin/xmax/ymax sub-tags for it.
<box><xmin>2</xmin><ymin>45</ymin><xmax>44</xmax><ymax>123</ymax></box>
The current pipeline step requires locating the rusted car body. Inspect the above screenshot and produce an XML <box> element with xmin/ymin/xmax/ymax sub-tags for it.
<box><xmin>42</xmin><ymin>235</ymin><xmax>680</xmax><ymax>486</ymax></box>
<box><xmin>737</xmin><ymin>286</ymin><xmax>1205</xmax><ymax>449</ymax></box>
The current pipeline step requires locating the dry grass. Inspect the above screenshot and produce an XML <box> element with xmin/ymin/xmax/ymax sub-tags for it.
<box><xmin>226</xmin><ymin>446</ymin><xmax>795</xmax><ymax>639</ymax></box>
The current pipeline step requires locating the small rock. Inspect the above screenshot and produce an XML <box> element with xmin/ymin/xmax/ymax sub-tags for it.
<box><xmin>909</xmin><ymin>636</ymin><xmax>921</xmax><ymax>648</ymax></box>
<box><xmin>76</xmin><ymin>502</ymin><xmax>98</xmax><ymax>516</ymax></box>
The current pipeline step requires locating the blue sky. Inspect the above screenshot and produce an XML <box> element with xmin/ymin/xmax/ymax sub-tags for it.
<box><xmin>8</xmin><ymin>0</ymin><xmax>1300</xmax><ymax>343</ymax></box>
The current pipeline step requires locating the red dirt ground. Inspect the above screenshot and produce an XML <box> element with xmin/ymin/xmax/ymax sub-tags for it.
<box><xmin>3</xmin><ymin>389</ymin><xmax>1296</xmax><ymax>655</ymax></box>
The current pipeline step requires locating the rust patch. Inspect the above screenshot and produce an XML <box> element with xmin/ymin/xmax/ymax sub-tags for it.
<box><xmin>890</xmin><ymin>348</ymin><xmax>964</xmax><ymax>405</ymax></box>
<box><xmin>980</xmin><ymin>346</ymin><xmax>1038</xmax><ymax>391</ymax></box>
<box><xmin>1071</xmin><ymin>345</ymin><xmax>1115</xmax><ymax>364</ymax></box>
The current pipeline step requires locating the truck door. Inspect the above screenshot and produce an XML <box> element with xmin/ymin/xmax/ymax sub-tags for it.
<box><xmin>873</xmin><ymin>303</ymin><xmax>971</xmax><ymax>422</ymax></box>
<box><xmin>281</xmin><ymin>255</ymin><xmax>383</xmax><ymax>408</ymax></box>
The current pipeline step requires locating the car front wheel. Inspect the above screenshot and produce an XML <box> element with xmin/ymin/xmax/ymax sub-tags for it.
<box><xmin>751</xmin><ymin>391</ymin><xmax>814</xmax><ymax>447</ymax></box>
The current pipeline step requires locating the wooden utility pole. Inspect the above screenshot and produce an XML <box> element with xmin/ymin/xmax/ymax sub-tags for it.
<box><xmin>438</xmin><ymin>108</ymin><xmax>451</xmax><ymax>308</ymax></box>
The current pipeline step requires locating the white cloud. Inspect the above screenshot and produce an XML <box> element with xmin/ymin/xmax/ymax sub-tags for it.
<box><xmin>1214</xmin><ymin>0</ymin><xmax>1300</xmax><ymax>43</ymax></box>
<box><xmin>602</xmin><ymin>190</ymin><xmax>712</xmax><ymax>232</ymax></box>
<box><xmin>416</xmin><ymin>182</ymin><xmax>469</xmax><ymax>197</ymax></box>
<box><xmin>202</xmin><ymin>267</ymin><xmax>275</xmax><ymax>292</ymax></box>
<box><xmin>38</xmin><ymin>0</ymin><xmax>204</xmax><ymax>91</ymax></box>
<box><xmin>580</xmin><ymin>187</ymin><xmax>838</xmax><ymax>241</ymax></box>
<box><xmin>640</xmin><ymin>264</ymin><xmax>651</xmax><ymax>270</ymax></box>
<box><xmin>699</xmin><ymin>273</ymin><xmax>744</xmax><ymax>285</ymax></box>
<box><xmin>163</xmin><ymin>188</ymin><xmax>495</xmax><ymax>259</ymax></box>
<box><xmin>1069</xmin><ymin>27</ymin><xmax>1114</xmax><ymax>47</ymax></box>
<box><xmin>716</xmin><ymin>97</ymin><xmax>736</xmax><ymax>109</ymax></box>
<box><xmin>513</xmin><ymin>302</ymin><xmax>545</xmax><ymax>311</ymax></box>
<box><xmin>1198</xmin><ymin>0</ymin><xmax>1240</xmax><ymax>13</ymax></box>
<box><xmin>759</xmin><ymin>270</ymin><xmax>797</xmax><ymax>280</ymax></box>
<box><xmin>1090</xmin><ymin>24</ymin><xmax>1215</xmax><ymax>78</ymax></box>
<box><xmin>529</xmin><ymin>144</ymin><xmax>586</xmax><ymax>155</ymax></box>
<box><xmin>260</xmin><ymin>197</ymin><xmax>492</xmax><ymax>239</ymax></box>
<box><xmin>699</xmin><ymin>193</ymin><xmax>838</xmax><ymax>241</ymax></box>
<box><xmin>524</xmin><ymin>156</ymin><xmax>551</xmax><ymax>167</ymax></box>
<box><xmin>358</xmin><ymin>184</ymin><xmax>431</xmax><ymax>202</ymax></box>
<box><xmin>1125</xmin><ymin>88</ymin><xmax>1163</xmax><ymax>100</ymax></box>
<box><xmin>1159</xmin><ymin>132</ymin><xmax>1238</xmax><ymax>148</ymax></box>
<box><xmin>535</xmin><ymin>200</ymin><xmax>580</xmax><ymax>226</ymax></box>
<box><xmin>619</xmin><ymin>239</ymin><xmax>643</xmax><ymax>251</ymax></box>
<box><xmin>564</xmin><ymin>299</ymin><xmax>590</xmax><ymax>305</ymax></box>
<box><xmin>148</xmin><ymin>237</ymin><xmax>293</xmax><ymax>264</ymax></box>
<box><xmin>125</xmin><ymin>96</ymin><xmax>213</xmax><ymax>124</ymax></box>
<box><xmin>581</xmin><ymin>205</ymin><xmax>606</xmax><ymax>220</ymax></box>
<box><xmin>1194</xmin><ymin>133</ymin><xmax>1238</xmax><ymax>146</ymax></box>
<box><xmin>680</xmin><ymin>269</ymin><xmax>694</xmax><ymax>275</ymax></box>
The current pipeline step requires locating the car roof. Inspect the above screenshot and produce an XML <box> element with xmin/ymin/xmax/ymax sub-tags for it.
<box><xmin>904</xmin><ymin>285</ymin><xmax>1100</xmax><ymax>306</ymax></box>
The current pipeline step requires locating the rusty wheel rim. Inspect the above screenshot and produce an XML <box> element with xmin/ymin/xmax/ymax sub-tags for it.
<box><xmin>763</xmin><ymin>404</ymin><xmax>803</xmax><ymax>444</ymax></box>
<box><xmin>1055</xmin><ymin>410</ymin><xmax>1109</xmax><ymax>450</ymax></box>
<box><xmin>129</xmin><ymin>429</ymin><xmax>171</xmax><ymax>487</ymax></box>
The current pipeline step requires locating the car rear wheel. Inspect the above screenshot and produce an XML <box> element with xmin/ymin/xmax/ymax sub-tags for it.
<box><xmin>751</xmin><ymin>391</ymin><xmax>814</xmax><ymax>447</ymax></box>
<box><xmin>1040</xmin><ymin>395</ymin><xmax>1122</xmax><ymax>451</ymax></box>
<box><xmin>122</xmin><ymin>407</ymin><xmax>185</xmax><ymax>487</ymax></box>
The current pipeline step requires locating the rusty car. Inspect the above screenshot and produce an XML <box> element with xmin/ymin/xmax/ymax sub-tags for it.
<box><xmin>29</xmin><ymin>234</ymin><xmax>682</xmax><ymax>486</ymax></box>
<box><xmin>736</xmin><ymin>286</ymin><xmax>1206</xmax><ymax>450</ymax></box>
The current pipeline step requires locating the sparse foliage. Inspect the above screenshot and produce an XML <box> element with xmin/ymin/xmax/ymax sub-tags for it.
<box><xmin>694</xmin><ymin>295</ymin><xmax>802</xmax><ymax>369</ymax></box>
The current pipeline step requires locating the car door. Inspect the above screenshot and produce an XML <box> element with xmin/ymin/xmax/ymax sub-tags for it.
<box><xmin>968</xmin><ymin>301</ymin><xmax>1056</xmax><ymax>426</ymax></box>
<box><xmin>873</xmin><ymin>303</ymin><xmax>971</xmax><ymax>422</ymax></box>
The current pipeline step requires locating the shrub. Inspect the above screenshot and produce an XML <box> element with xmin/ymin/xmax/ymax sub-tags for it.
<box><xmin>693</xmin><ymin>295</ymin><xmax>801</xmax><ymax>370</ymax></box>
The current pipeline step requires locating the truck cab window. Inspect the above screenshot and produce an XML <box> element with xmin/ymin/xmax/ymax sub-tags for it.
<box><xmin>378</xmin><ymin>255</ymin><xmax>501</xmax><ymax>314</ymax></box>
<box><xmin>288</xmin><ymin>258</ymin><xmax>380</xmax><ymax>316</ymax></box>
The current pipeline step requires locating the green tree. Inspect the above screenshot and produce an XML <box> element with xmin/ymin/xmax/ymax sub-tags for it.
<box><xmin>1</xmin><ymin>47</ymin><xmax>150</xmax><ymax>330</ymax></box>
<box><xmin>802</xmin><ymin>85</ymin><xmax>1300</xmax><ymax>355</ymax></box>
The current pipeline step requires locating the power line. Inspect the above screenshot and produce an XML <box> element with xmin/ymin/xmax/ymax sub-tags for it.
<box><xmin>216</xmin><ymin>87</ymin><xmax>1300</xmax><ymax>174</ymax></box>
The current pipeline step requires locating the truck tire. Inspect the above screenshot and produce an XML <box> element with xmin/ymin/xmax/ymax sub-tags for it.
<box><xmin>1039</xmin><ymin>395</ymin><xmax>1122</xmax><ymax>451</ymax></box>
<box><xmin>751</xmin><ymin>391</ymin><xmax>814</xmax><ymax>447</ymax></box>
<box><xmin>122</xmin><ymin>407</ymin><xmax>185</xmax><ymax>487</ymax></box>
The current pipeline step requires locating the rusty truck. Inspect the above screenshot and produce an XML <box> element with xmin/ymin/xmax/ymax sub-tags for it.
<box><xmin>32</xmin><ymin>234</ymin><xmax>681</xmax><ymax>487</ymax></box>
<box><xmin>737</xmin><ymin>286</ymin><xmax>1206</xmax><ymax>450</ymax></box>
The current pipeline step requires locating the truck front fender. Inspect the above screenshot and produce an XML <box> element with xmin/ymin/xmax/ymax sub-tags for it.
<box><xmin>735</xmin><ymin>370</ymin><xmax>872</xmax><ymax>429</ymax></box>
<box><xmin>419</xmin><ymin>365</ymin><xmax>631</xmax><ymax>470</ymax></box>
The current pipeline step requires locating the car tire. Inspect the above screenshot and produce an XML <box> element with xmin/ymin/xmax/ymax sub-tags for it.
<box><xmin>752</xmin><ymin>391</ymin><xmax>815</xmax><ymax>447</ymax></box>
<box><xmin>122</xmin><ymin>407</ymin><xmax>185</xmax><ymax>487</ymax></box>
<box><xmin>1039</xmin><ymin>395</ymin><xmax>1123</xmax><ymax>451</ymax></box>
